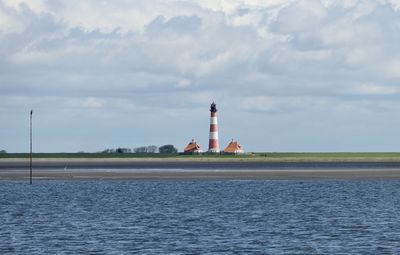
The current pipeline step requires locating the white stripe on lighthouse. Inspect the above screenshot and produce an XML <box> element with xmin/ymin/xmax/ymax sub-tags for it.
<box><xmin>210</xmin><ymin>117</ymin><xmax>218</xmax><ymax>125</ymax></box>
<box><xmin>209</xmin><ymin>131</ymin><xmax>219</xmax><ymax>140</ymax></box>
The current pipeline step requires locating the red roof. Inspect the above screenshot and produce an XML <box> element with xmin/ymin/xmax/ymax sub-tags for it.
<box><xmin>224</xmin><ymin>140</ymin><xmax>244</xmax><ymax>154</ymax></box>
<box><xmin>184</xmin><ymin>139</ymin><xmax>202</xmax><ymax>153</ymax></box>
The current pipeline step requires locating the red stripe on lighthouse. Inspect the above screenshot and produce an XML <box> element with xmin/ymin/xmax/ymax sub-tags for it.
<box><xmin>209</xmin><ymin>139</ymin><xmax>218</xmax><ymax>149</ymax></box>
<box><xmin>210</xmin><ymin>124</ymin><xmax>218</xmax><ymax>132</ymax></box>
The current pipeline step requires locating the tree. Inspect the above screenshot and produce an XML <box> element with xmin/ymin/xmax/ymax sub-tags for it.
<box><xmin>159</xmin><ymin>144</ymin><xmax>178</xmax><ymax>154</ymax></box>
<box><xmin>133</xmin><ymin>146</ymin><xmax>146</xmax><ymax>153</ymax></box>
<box><xmin>147</xmin><ymin>145</ymin><xmax>158</xmax><ymax>153</ymax></box>
<box><xmin>102</xmin><ymin>148</ymin><xmax>116</xmax><ymax>153</ymax></box>
<box><xmin>0</xmin><ymin>150</ymin><xmax>6</xmax><ymax>154</ymax></box>
<box><xmin>133</xmin><ymin>145</ymin><xmax>158</xmax><ymax>153</ymax></box>
<box><xmin>116</xmin><ymin>147</ymin><xmax>131</xmax><ymax>153</ymax></box>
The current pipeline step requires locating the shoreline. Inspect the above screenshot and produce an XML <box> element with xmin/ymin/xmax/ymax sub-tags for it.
<box><xmin>2</xmin><ymin>158</ymin><xmax>400</xmax><ymax>180</ymax></box>
<box><xmin>2</xmin><ymin>158</ymin><xmax>400</xmax><ymax>169</ymax></box>
<box><xmin>2</xmin><ymin>169</ymin><xmax>400</xmax><ymax>181</ymax></box>
<box><xmin>4</xmin><ymin>152</ymin><xmax>400</xmax><ymax>163</ymax></box>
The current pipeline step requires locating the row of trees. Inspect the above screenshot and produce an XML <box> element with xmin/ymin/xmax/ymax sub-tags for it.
<box><xmin>0</xmin><ymin>145</ymin><xmax>178</xmax><ymax>154</ymax></box>
<box><xmin>101</xmin><ymin>144</ymin><xmax>178</xmax><ymax>154</ymax></box>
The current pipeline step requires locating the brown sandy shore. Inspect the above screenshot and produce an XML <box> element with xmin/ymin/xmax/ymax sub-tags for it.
<box><xmin>2</xmin><ymin>158</ymin><xmax>400</xmax><ymax>180</ymax></box>
<box><xmin>2</xmin><ymin>169</ymin><xmax>400</xmax><ymax>181</ymax></box>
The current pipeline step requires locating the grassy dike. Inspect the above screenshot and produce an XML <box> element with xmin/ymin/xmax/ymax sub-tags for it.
<box><xmin>2</xmin><ymin>152</ymin><xmax>400</xmax><ymax>162</ymax></box>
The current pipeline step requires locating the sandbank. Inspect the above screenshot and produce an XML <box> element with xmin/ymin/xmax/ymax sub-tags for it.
<box><xmin>1</xmin><ymin>158</ymin><xmax>400</xmax><ymax>180</ymax></box>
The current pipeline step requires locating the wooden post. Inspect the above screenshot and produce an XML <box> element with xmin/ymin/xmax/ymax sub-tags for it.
<box><xmin>30</xmin><ymin>110</ymin><xmax>33</xmax><ymax>184</ymax></box>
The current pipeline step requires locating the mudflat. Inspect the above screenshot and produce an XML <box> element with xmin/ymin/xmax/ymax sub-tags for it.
<box><xmin>1</xmin><ymin>158</ymin><xmax>400</xmax><ymax>180</ymax></box>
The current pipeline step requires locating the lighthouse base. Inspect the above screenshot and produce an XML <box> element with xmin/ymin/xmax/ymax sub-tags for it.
<box><xmin>207</xmin><ymin>149</ymin><xmax>220</xmax><ymax>153</ymax></box>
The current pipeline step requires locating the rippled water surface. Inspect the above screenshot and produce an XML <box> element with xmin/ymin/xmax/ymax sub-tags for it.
<box><xmin>1</xmin><ymin>180</ymin><xmax>400</xmax><ymax>254</ymax></box>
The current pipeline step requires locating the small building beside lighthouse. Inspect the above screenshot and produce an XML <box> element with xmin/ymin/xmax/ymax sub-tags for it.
<box><xmin>184</xmin><ymin>139</ymin><xmax>203</xmax><ymax>154</ymax></box>
<box><xmin>224</xmin><ymin>140</ymin><xmax>244</xmax><ymax>154</ymax></box>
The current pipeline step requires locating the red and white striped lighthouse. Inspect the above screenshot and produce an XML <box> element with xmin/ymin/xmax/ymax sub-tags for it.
<box><xmin>208</xmin><ymin>102</ymin><xmax>220</xmax><ymax>153</ymax></box>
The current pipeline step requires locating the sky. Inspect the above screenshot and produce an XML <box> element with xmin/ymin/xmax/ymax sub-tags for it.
<box><xmin>1</xmin><ymin>0</ymin><xmax>400</xmax><ymax>153</ymax></box>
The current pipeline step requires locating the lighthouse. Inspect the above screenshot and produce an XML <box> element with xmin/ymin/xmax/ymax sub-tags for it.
<box><xmin>208</xmin><ymin>102</ymin><xmax>220</xmax><ymax>153</ymax></box>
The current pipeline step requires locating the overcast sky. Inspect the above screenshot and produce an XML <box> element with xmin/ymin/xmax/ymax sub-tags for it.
<box><xmin>1</xmin><ymin>0</ymin><xmax>400</xmax><ymax>152</ymax></box>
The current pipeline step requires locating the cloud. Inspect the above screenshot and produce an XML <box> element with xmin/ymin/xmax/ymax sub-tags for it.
<box><xmin>349</xmin><ymin>84</ymin><xmax>400</xmax><ymax>95</ymax></box>
<box><xmin>2</xmin><ymin>0</ymin><xmax>400</xmax><ymax>152</ymax></box>
<box><xmin>146</xmin><ymin>15</ymin><xmax>202</xmax><ymax>36</ymax></box>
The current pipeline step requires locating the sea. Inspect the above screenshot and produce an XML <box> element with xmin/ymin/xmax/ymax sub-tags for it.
<box><xmin>1</xmin><ymin>180</ymin><xmax>400</xmax><ymax>254</ymax></box>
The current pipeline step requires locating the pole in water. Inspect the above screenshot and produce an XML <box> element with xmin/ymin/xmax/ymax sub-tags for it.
<box><xmin>30</xmin><ymin>109</ymin><xmax>33</xmax><ymax>184</ymax></box>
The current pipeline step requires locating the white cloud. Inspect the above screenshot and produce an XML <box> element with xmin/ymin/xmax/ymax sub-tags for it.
<box><xmin>3</xmin><ymin>0</ymin><xmax>47</xmax><ymax>13</ymax></box>
<box><xmin>2</xmin><ymin>0</ymin><xmax>399</xmax><ymax>94</ymax></box>
<box><xmin>349</xmin><ymin>84</ymin><xmax>400</xmax><ymax>95</ymax></box>
<box><xmin>2</xmin><ymin>0</ymin><xmax>400</xmax><ymax>151</ymax></box>
<box><xmin>197</xmin><ymin>0</ymin><xmax>290</xmax><ymax>13</ymax></box>
<box><xmin>383</xmin><ymin>59</ymin><xmax>400</xmax><ymax>78</ymax></box>
<box><xmin>344</xmin><ymin>47</ymin><xmax>382</xmax><ymax>67</ymax></box>
<box><xmin>0</xmin><ymin>5</ymin><xmax>24</xmax><ymax>33</ymax></box>
<box><xmin>320</xmin><ymin>21</ymin><xmax>383</xmax><ymax>47</ymax></box>
<box><xmin>239</xmin><ymin>96</ymin><xmax>330</xmax><ymax>113</ymax></box>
